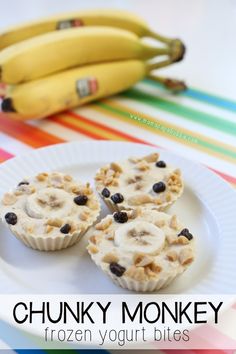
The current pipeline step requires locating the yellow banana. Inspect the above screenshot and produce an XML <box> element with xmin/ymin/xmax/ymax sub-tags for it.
<box><xmin>0</xmin><ymin>9</ymin><xmax>183</xmax><ymax>50</ymax></box>
<box><xmin>0</xmin><ymin>26</ymin><xmax>172</xmax><ymax>84</ymax></box>
<box><xmin>2</xmin><ymin>59</ymin><xmax>151</xmax><ymax>120</ymax></box>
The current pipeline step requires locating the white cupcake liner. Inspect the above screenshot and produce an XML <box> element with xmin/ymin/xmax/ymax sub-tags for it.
<box><xmin>9</xmin><ymin>208</ymin><xmax>100</xmax><ymax>251</ymax></box>
<box><xmin>90</xmin><ymin>253</ymin><xmax>183</xmax><ymax>293</ymax></box>
<box><xmin>12</xmin><ymin>227</ymin><xmax>87</xmax><ymax>251</ymax></box>
<box><xmin>109</xmin><ymin>270</ymin><xmax>182</xmax><ymax>292</ymax></box>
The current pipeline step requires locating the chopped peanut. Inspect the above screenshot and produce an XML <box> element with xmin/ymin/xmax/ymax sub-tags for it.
<box><xmin>128</xmin><ymin>194</ymin><xmax>153</xmax><ymax>206</ymax></box>
<box><xmin>166</xmin><ymin>234</ymin><xmax>178</xmax><ymax>244</ymax></box>
<box><xmin>71</xmin><ymin>186</ymin><xmax>80</xmax><ymax>194</ymax></box>
<box><xmin>147</xmin><ymin>262</ymin><xmax>162</xmax><ymax>274</ymax></box>
<box><xmin>166</xmin><ymin>250</ymin><xmax>178</xmax><ymax>262</ymax></box>
<box><xmin>134</xmin><ymin>253</ymin><xmax>154</xmax><ymax>267</ymax></box>
<box><xmin>155</xmin><ymin>219</ymin><xmax>165</xmax><ymax>228</ymax></box>
<box><xmin>46</xmin><ymin>218</ymin><xmax>63</xmax><ymax>227</ymax></box>
<box><xmin>136</xmin><ymin>160</ymin><xmax>150</xmax><ymax>171</ymax></box>
<box><xmin>46</xmin><ymin>225</ymin><xmax>53</xmax><ymax>233</ymax></box>
<box><xmin>27</xmin><ymin>226</ymin><xmax>34</xmax><ymax>234</ymax></box>
<box><xmin>125</xmin><ymin>266</ymin><xmax>148</xmax><ymax>281</ymax></box>
<box><xmin>2</xmin><ymin>193</ymin><xmax>17</xmax><ymax>206</ymax></box>
<box><xmin>95</xmin><ymin>217</ymin><xmax>112</xmax><ymax>230</ymax></box>
<box><xmin>88</xmin><ymin>200</ymin><xmax>99</xmax><ymax>210</ymax></box>
<box><xmin>110</xmin><ymin>162</ymin><xmax>123</xmax><ymax>173</ymax></box>
<box><xmin>179</xmin><ymin>248</ymin><xmax>194</xmax><ymax>265</ymax></box>
<box><xmin>89</xmin><ymin>235</ymin><xmax>97</xmax><ymax>244</ymax></box>
<box><xmin>102</xmin><ymin>253</ymin><xmax>119</xmax><ymax>264</ymax></box>
<box><xmin>106</xmin><ymin>232</ymin><xmax>115</xmax><ymax>241</ymax></box>
<box><xmin>87</xmin><ymin>244</ymin><xmax>99</xmax><ymax>254</ymax></box>
<box><xmin>14</xmin><ymin>190</ymin><xmax>23</xmax><ymax>196</ymax></box>
<box><xmin>80</xmin><ymin>210</ymin><xmax>90</xmax><ymax>221</ymax></box>
<box><xmin>104</xmin><ymin>176</ymin><xmax>113</xmax><ymax>186</ymax></box>
<box><xmin>154</xmin><ymin>198</ymin><xmax>162</xmax><ymax>205</ymax></box>
<box><xmin>173</xmin><ymin>236</ymin><xmax>190</xmax><ymax>245</ymax></box>
<box><xmin>128</xmin><ymin>157</ymin><xmax>140</xmax><ymax>164</ymax></box>
<box><xmin>106</xmin><ymin>169</ymin><xmax>115</xmax><ymax>177</ymax></box>
<box><xmin>64</xmin><ymin>175</ymin><xmax>73</xmax><ymax>182</ymax></box>
<box><xmin>36</xmin><ymin>173</ymin><xmax>48</xmax><ymax>182</ymax></box>
<box><xmin>169</xmin><ymin>215</ymin><xmax>178</xmax><ymax>230</ymax></box>
<box><xmin>143</xmin><ymin>152</ymin><xmax>159</xmax><ymax>163</ymax></box>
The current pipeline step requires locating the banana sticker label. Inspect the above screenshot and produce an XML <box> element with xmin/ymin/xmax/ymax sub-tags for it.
<box><xmin>57</xmin><ymin>19</ymin><xmax>83</xmax><ymax>30</ymax></box>
<box><xmin>76</xmin><ymin>77</ymin><xmax>98</xmax><ymax>98</ymax></box>
<box><xmin>0</xmin><ymin>82</ymin><xmax>7</xmax><ymax>99</ymax></box>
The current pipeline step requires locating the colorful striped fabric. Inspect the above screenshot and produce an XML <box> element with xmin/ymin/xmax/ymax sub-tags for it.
<box><xmin>0</xmin><ymin>79</ymin><xmax>236</xmax><ymax>353</ymax></box>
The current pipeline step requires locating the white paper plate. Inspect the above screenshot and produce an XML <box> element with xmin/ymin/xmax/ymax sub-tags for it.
<box><xmin>0</xmin><ymin>141</ymin><xmax>235</xmax><ymax>294</ymax></box>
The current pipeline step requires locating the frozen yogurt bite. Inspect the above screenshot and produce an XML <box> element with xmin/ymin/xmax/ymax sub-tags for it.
<box><xmin>0</xmin><ymin>172</ymin><xmax>100</xmax><ymax>251</ymax></box>
<box><xmin>87</xmin><ymin>208</ymin><xmax>195</xmax><ymax>292</ymax></box>
<box><xmin>95</xmin><ymin>152</ymin><xmax>183</xmax><ymax>212</ymax></box>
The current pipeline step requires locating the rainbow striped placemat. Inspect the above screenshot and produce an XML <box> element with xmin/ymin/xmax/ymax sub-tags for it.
<box><xmin>0</xmin><ymin>79</ymin><xmax>236</xmax><ymax>353</ymax></box>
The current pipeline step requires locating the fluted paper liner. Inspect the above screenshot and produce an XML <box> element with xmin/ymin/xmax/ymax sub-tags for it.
<box><xmin>90</xmin><ymin>253</ymin><xmax>184</xmax><ymax>292</ymax></box>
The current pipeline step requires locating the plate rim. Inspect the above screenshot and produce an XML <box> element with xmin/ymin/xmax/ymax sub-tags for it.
<box><xmin>0</xmin><ymin>140</ymin><xmax>235</xmax><ymax>295</ymax></box>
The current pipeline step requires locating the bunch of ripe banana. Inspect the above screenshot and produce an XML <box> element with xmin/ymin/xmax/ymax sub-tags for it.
<box><xmin>0</xmin><ymin>9</ymin><xmax>186</xmax><ymax>120</ymax></box>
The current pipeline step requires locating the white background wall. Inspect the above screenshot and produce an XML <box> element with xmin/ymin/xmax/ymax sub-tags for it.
<box><xmin>0</xmin><ymin>0</ymin><xmax>235</xmax><ymax>99</ymax></box>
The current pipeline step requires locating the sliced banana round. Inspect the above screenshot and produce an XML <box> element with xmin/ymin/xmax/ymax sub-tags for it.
<box><xmin>114</xmin><ymin>220</ymin><xmax>165</xmax><ymax>255</ymax></box>
<box><xmin>26</xmin><ymin>187</ymin><xmax>73</xmax><ymax>219</ymax></box>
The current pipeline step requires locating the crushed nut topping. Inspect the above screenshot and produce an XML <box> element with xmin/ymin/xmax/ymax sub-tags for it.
<box><xmin>87</xmin><ymin>244</ymin><xmax>99</xmax><ymax>254</ymax></box>
<box><xmin>102</xmin><ymin>253</ymin><xmax>119</xmax><ymax>264</ymax></box>
<box><xmin>46</xmin><ymin>218</ymin><xmax>63</xmax><ymax>227</ymax></box>
<box><xmin>126</xmin><ymin>175</ymin><xmax>142</xmax><ymax>185</ymax></box>
<box><xmin>155</xmin><ymin>219</ymin><xmax>165</xmax><ymax>228</ymax></box>
<box><xmin>110</xmin><ymin>162</ymin><xmax>123</xmax><ymax>173</ymax></box>
<box><xmin>37</xmin><ymin>194</ymin><xmax>64</xmax><ymax>208</ymax></box>
<box><xmin>173</xmin><ymin>235</ymin><xmax>190</xmax><ymax>245</ymax></box>
<box><xmin>125</xmin><ymin>266</ymin><xmax>148</xmax><ymax>281</ymax></box>
<box><xmin>80</xmin><ymin>210</ymin><xmax>91</xmax><ymax>221</ymax></box>
<box><xmin>128</xmin><ymin>194</ymin><xmax>153</xmax><ymax>206</ymax></box>
<box><xmin>169</xmin><ymin>215</ymin><xmax>178</xmax><ymax>230</ymax></box>
<box><xmin>136</xmin><ymin>160</ymin><xmax>150</xmax><ymax>171</ymax></box>
<box><xmin>2</xmin><ymin>193</ymin><xmax>17</xmax><ymax>206</ymax></box>
<box><xmin>179</xmin><ymin>248</ymin><xmax>194</xmax><ymax>265</ymax></box>
<box><xmin>143</xmin><ymin>152</ymin><xmax>159</xmax><ymax>163</ymax></box>
<box><xmin>36</xmin><ymin>173</ymin><xmax>48</xmax><ymax>182</ymax></box>
<box><xmin>95</xmin><ymin>217</ymin><xmax>112</xmax><ymax>230</ymax></box>
<box><xmin>166</xmin><ymin>172</ymin><xmax>182</xmax><ymax>194</ymax></box>
<box><xmin>134</xmin><ymin>253</ymin><xmax>154</xmax><ymax>267</ymax></box>
<box><xmin>154</xmin><ymin>198</ymin><xmax>162</xmax><ymax>205</ymax></box>
<box><xmin>166</xmin><ymin>250</ymin><xmax>178</xmax><ymax>262</ymax></box>
<box><xmin>45</xmin><ymin>225</ymin><xmax>53</xmax><ymax>233</ymax></box>
<box><xmin>64</xmin><ymin>175</ymin><xmax>72</xmax><ymax>182</ymax></box>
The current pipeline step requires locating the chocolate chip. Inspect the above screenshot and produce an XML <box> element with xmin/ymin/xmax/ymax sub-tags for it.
<box><xmin>114</xmin><ymin>211</ymin><xmax>128</xmax><ymax>223</ymax></box>
<box><xmin>18</xmin><ymin>181</ymin><xmax>30</xmax><ymax>186</ymax></box>
<box><xmin>5</xmin><ymin>212</ymin><xmax>17</xmax><ymax>225</ymax></box>
<box><xmin>178</xmin><ymin>228</ymin><xmax>193</xmax><ymax>240</ymax></box>
<box><xmin>1</xmin><ymin>98</ymin><xmax>16</xmax><ymax>113</ymax></box>
<box><xmin>60</xmin><ymin>224</ymin><xmax>71</xmax><ymax>234</ymax></box>
<box><xmin>109</xmin><ymin>262</ymin><xmax>126</xmax><ymax>277</ymax></box>
<box><xmin>155</xmin><ymin>160</ymin><xmax>166</xmax><ymax>168</ymax></box>
<box><xmin>74</xmin><ymin>195</ymin><xmax>88</xmax><ymax>205</ymax></box>
<box><xmin>153</xmin><ymin>182</ymin><xmax>166</xmax><ymax>193</ymax></box>
<box><xmin>101</xmin><ymin>188</ymin><xmax>110</xmax><ymax>198</ymax></box>
<box><xmin>111</xmin><ymin>193</ymin><xmax>124</xmax><ymax>204</ymax></box>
